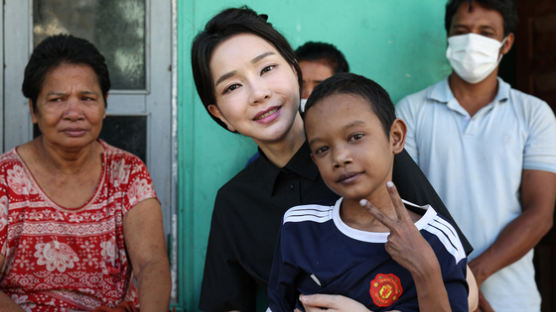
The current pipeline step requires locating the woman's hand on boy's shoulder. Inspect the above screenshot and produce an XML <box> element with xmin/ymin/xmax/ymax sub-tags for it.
<box><xmin>298</xmin><ymin>293</ymin><xmax>369</xmax><ymax>312</ymax></box>
<box><xmin>359</xmin><ymin>181</ymin><xmax>438</xmax><ymax>276</ymax></box>
<box><xmin>298</xmin><ymin>294</ymin><xmax>401</xmax><ymax>312</ymax></box>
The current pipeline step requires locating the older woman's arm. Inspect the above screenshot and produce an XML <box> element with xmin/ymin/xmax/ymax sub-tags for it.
<box><xmin>0</xmin><ymin>293</ymin><xmax>24</xmax><ymax>312</ymax></box>
<box><xmin>0</xmin><ymin>256</ymin><xmax>24</xmax><ymax>312</ymax></box>
<box><xmin>124</xmin><ymin>198</ymin><xmax>171</xmax><ymax>311</ymax></box>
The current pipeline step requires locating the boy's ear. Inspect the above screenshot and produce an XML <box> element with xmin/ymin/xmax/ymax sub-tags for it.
<box><xmin>389</xmin><ymin>118</ymin><xmax>407</xmax><ymax>154</ymax></box>
<box><xmin>207</xmin><ymin>104</ymin><xmax>236</xmax><ymax>132</ymax></box>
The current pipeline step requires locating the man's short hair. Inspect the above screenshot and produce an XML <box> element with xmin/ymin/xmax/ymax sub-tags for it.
<box><xmin>295</xmin><ymin>42</ymin><xmax>349</xmax><ymax>73</ymax></box>
<box><xmin>445</xmin><ymin>0</ymin><xmax>518</xmax><ymax>36</ymax></box>
<box><xmin>22</xmin><ymin>34</ymin><xmax>110</xmax><ymax>110</ymax></box>
<box><xmin>304</xmin><ymin>73</ymin><xmax>395</xmax><ymax>136</ymax></box>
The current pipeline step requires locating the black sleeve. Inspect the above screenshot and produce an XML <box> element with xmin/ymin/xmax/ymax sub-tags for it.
<box><xmin>393</xmin><ymin>149</ymin><xmax>473</xmax><ymax>255</ymax></box>
<box><xmin>199</xmin><ymin>192</ymin><xmax>256</xmax><ymax>311</ymax></box>
<box><xmin>268</xmin><ymin>223</ymin><xmax>300</xmax><ymax>312</ymax></box>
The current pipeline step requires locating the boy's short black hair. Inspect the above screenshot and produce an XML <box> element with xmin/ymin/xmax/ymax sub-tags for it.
<box><xmin>191</xmin><ymin>6</ymin><xmax>302</xmax><ymax>130</ymax></box>
<box><xmin>304</xmin><ymin>73</ymin><xmax>395</xmax><ymax>136</ymax></box>
<box><xmin>445</xmin><ymin>0</ymin><xmax>518</xmax><ymax>36</ymax></box>
<box><xmin>295</xmin><ymin>41</ymin><xmax>349</xmax><ymax>73</ymax></box>
<box><xmin>22</xmin><ymin>34</ymin><xmax>110</xmax><ymax>110</ymax></box>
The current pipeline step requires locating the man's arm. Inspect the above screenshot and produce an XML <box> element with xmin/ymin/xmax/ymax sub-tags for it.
<box><xmin>469</xmin><ymin>169</ymin><xmax>556</xmax><ymax>285</ymax></box>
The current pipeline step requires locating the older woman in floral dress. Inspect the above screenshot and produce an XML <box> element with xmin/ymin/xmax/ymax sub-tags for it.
<box><xmin>0</xmin><ymin>35</ymin><xmax>170</xmax><ymax>311</ymax></box>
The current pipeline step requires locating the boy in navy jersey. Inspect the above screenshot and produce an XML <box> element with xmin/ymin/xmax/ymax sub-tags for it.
<box><xmin>268</xmin><ymin>73</ymin><xmax>468</xmax><ymax>312</ymax></box>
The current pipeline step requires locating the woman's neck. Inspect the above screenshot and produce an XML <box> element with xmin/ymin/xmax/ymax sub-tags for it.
<box><xmin>29</xmin><ymin>137</ymin><xmax>102</xmax><ymax>175</ymax></box>
<box><xmin>256</xmin><ymin>113</ymin><xmax>306</xmax><ymax>168</ymax></box>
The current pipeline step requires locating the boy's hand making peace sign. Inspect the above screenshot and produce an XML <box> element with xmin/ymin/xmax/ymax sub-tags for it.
<box><xmin>359</xmin><ymin>181</ymin><xmax>438</xmax><ymax>274</ymax></box>
<box><xmin>360</xmin><ymin>181</ymin><xmax>452</xmax><ymax>312</ymax></box>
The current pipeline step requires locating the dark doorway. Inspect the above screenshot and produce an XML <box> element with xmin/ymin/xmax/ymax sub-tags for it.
<box><xmin>502</xmin><ymin>0</ymin><xmax>556</xmax><ymax>311</ymax></box>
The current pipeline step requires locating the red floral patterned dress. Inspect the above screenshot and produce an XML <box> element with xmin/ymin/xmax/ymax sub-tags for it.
<box><xmin>0</xmin><ymin>140</ymin><xmax>157</xmax><ymax>311</ymax></box>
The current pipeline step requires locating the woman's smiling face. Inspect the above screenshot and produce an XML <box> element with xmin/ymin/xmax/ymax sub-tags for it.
<box><xmin>208</xmin><ymin>33</ymin><xmax>301</xmax><ymax>145</ymax></box>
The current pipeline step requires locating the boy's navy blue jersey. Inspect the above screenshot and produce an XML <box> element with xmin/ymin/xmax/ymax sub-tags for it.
<box><xmin>268</xmin><ymin>198</ymin><xmax>468</xmax><ymax>312</ymax></box>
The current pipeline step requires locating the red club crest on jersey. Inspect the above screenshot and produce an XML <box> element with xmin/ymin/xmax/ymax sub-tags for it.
<box><xmin>369</xmin><ymin>273</ymin><xmax>403</xmax><ymax>307</ymax></box>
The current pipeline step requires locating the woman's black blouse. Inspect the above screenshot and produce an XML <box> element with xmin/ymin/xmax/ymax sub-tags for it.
<box><xmin>199</xmin><ymin>143</ymin><xmax>471</xmax><ymax>311</ymax></box>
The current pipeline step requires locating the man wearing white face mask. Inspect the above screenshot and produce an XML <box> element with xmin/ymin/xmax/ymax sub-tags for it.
<box><xmin>397</xmin><ymin>0</ymin><xmax>556</xmax><ymax>311</ymax></box>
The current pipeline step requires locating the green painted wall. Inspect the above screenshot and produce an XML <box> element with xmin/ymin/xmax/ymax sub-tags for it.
<box><xmin>177</xmin><ymin>0</ymin><xmax>450</xmax><ymax>310</ymax></box>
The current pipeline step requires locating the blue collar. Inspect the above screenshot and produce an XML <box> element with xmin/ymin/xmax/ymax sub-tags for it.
<box><xmin>427</xmin><ymin>76</ymin><xmax>510</xmax><ymax>104</ymax></box>
<box><xmin>426</xmin><ymin>76</ymin><xmax>511</xmax><ymax>116</ymax></box>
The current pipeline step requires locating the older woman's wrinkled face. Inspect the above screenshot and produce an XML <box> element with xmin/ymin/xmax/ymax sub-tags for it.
<box><xmin>32</xmin><ymin>63</ymin><xmax>106</xmax><ymax>150</ymax></box>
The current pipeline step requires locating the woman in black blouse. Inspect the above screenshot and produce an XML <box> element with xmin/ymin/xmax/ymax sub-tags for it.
<box><xmin>191</xmin><ymin>7</ymin><xmax>474</xmax><ymax>312</ymax></box>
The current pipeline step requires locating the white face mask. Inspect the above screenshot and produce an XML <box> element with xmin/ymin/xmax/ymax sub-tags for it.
<box><xmin>446</xmin><ymin>33</ymin><xmax>506</xmax><ymax>84</ymax></box>
<box><xmin>300</xmin><ymin>98</ymin><xmax>308</xmax><ymax>112</ymax></box>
